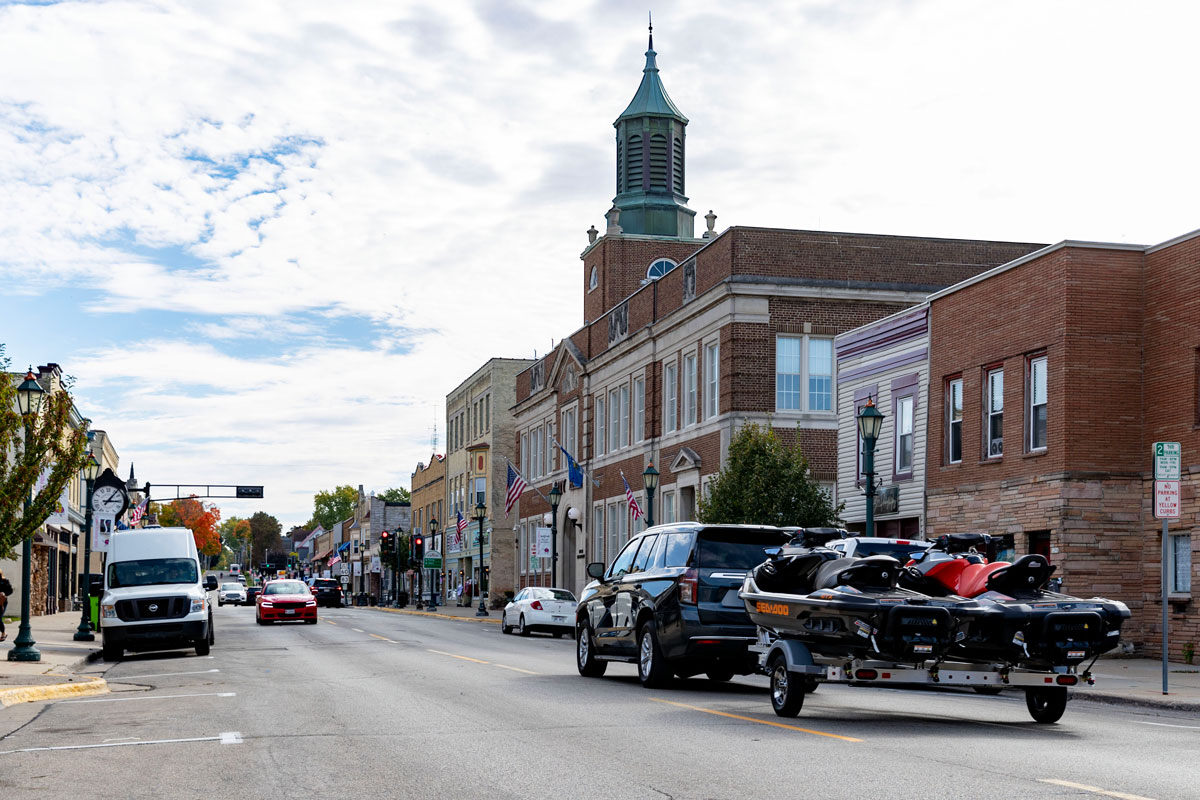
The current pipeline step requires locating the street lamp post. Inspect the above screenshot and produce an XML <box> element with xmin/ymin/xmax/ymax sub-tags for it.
<box><xmin>427</xmin><ymin>518</ymin><xmax>438</xmax><ymax>612</ymax></box>
<box><xmin>548</xmin><ymin>482</ymin><xmax>562</xmax><ymax>587</ymax></box>
<box><xmin>73</xmin><ymin>451</ymin><xmax>102</xmax><ymax>641</ymax></box>
<box><xmin>857</xmin><ymin>397</ymin><xmax>885</xmax><ymax>538</ymax></box>
<box><xmin>415</xmin><ymin>532</ymin><xmax>425</xmax><ymax>610</ymax></box>
<box><xmin>642</xmin><ymin>462</ymin><xmax>659</xmax><ymax>528</ymax></box>
<box><xmin>473</xmin><ymin>500</ymin><xmax>488</xmax><ymax>617</ymax></box>
<box><xmin>9</xmin><ymin>369</ymin><xmax>45</xmax><ymax>663</ymax></box>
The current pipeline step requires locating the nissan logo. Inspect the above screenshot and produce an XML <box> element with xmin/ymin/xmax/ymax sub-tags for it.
<box><xmin>148</xmin><ymin>604</ymin><xmax>159</xmax><ymax>612</ymax></box>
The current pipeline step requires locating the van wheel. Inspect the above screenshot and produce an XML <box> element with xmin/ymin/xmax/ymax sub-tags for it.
<box><xmin>637</xmin><ymin>621</ymin><xmax>673</xmax><ymax>689</ymax></box>
<box><xmin>576</xmin><ymin>622</ymin><xmax>607</xmax><ymax>677</ymax></box>
<box><xmin>102</xmin><ymin>641</ymin><xmax>123</xmax><ymax>661</ymax></box>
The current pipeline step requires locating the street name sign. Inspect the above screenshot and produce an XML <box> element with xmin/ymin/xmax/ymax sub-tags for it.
<box><xmin>1154</xmin><ymin>442</ymin><xmax>1181</xmax><ymax>481</ymax></box>
<box><xmin>236</xmin><ymin>485</ymin><xmax>264</xmax><ymax>498</ymax></box>
<box><xmin>1154</xmin><ymin>480</ymin><xmax>1181</xmax><ymax>519</ymax></box>
<box><xmin>423</xmin><ymin>549</ymin><xmax>443</xmax><ymax>569</ymax></box>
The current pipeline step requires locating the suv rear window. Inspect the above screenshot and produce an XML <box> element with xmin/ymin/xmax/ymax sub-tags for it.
<box><xmin>312</xmin><ymin>579</ymin><xmax>339</xmax><ymax>588</ymax></box>
<box><xmin>697</xmin><ymin>528</ymin><xmax>791</xmax><ymax>570</ymax></box>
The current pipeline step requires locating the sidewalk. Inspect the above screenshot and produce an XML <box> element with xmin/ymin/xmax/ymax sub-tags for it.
<box><xmin>0</xmin><ymin>611</ymin><xmax>108</xmax><ymax>705</ymax></box>
<box><xmin>369</xmin><ymin>599</ymin><xmax>501</xmax><ymax>625</ymax></box>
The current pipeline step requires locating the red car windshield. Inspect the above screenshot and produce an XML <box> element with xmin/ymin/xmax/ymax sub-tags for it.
<box><xmin>263</xmin><ymin>581</ymin><xmax>309</xmax><ymax>595</ymax></box>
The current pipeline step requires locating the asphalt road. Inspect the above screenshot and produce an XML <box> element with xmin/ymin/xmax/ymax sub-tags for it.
<box><xmin>1</xmin><ymin>603</ymin><xmax>1197</xmax><ymax>800</ymax></box>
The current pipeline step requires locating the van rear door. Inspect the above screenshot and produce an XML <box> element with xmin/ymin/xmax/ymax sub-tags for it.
<box><xmin>695</xmin><ymin>527</ymin><xmax>791</xmax><ymax>625</ymax></box>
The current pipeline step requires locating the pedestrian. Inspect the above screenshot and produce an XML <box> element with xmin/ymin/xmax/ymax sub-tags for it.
<box><xmin>0</xmin><ymin>569</ymin><xmax>12</xmax><ymax>642</ymax></box>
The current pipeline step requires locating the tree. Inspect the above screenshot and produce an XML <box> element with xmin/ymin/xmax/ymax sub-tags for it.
<box><xmin>377</xmin><ymin>487</ymin><xmax>410</xmax><ymax>504</ymax></box>
<box><xmin>310</xmin><ymin>485</ymin><xmax>357</xmax><ymax>530</ymax></box>
<box><xmin>158</xmin><ymin>496</ymin><xmax>222</xmax><ymax>557</ymax></box>
<box><xmin>0</xmin><ymin>359</ymin><xmax>89</xmax><ymax>558</ymax></box>
<box><xmin>698</xmin><ymin>422</ymin><xmax>842</xmax><ymax>528</ymax></box>
<box><xmin>248</xmin><ymin>511</ymin><xmax>283</xmax><ymax>565</ymax></box>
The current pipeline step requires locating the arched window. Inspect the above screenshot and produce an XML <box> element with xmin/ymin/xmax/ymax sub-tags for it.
<box><xmin>589</xmin><ymin>266</ymin><xmax>598</xmax><ymax>291</ymax></box>
<box><xmin>646</xmin><ymin>259</ymin><xmax>677</xmax><ymax>280</ymax></box>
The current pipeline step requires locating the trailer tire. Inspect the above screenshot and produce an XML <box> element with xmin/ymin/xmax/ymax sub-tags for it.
<box><xmin>1025</xmin><ymin>686</ymin><xmax>1067</xmax><ymax>723</ymax></box>
<box><xmin>768</xmin><ymin>654</ymin><xmax>805</xmax><ymax>717</ymax></box>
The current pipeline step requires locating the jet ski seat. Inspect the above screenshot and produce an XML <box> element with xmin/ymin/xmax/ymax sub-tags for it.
<box><xmin>751</xmin><ymin>549</ymin><xmax>840</xmax><ymax>594</ymax></box>
<box><xmin>815</xmin><ymin>555</ymin><xmax>903</xmax><ymax>591</ymax></box>
<box><xmin>986</xmin><ymin>554</ymin><xmax>1055</xmax><ymax>597</ymax></box>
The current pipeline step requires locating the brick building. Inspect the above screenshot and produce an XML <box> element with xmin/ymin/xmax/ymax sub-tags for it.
<box><xmin>509</xmin><ymin>36</ymin><xmax>1039</xmax><ymax>596</ymax></box>
<box><xmin>410</xmin><ymin>454</ymin><xmax>445</xmax><ymax>603</ymax></box>
<box><xmin>922</xmin><ymin>232</ymin><xmax>1200</xmax><ymax>658</ymax></box>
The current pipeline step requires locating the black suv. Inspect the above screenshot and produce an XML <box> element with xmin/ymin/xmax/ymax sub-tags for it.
<box><xmin>575</xmin><ymin>522</ymin><xmax>792</xmax><ymax>687</ymax></box>
<box><xmin>309</xmin><ymin>578</ymin><xmax>343</xmax><ymax>608</ymax></box>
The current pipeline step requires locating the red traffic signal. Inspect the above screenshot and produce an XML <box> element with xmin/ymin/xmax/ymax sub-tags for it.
<box><xmin>414</xmin><ymin>536</ymin><xmax>423</xmax><ymax>548</ymax></box>
<box><xmin>380</xmin><ymin>531</ymin><xmax>390</xmax><ymax>540</ymax></box>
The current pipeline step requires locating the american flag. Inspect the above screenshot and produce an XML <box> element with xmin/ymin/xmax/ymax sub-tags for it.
<box><xmin>329</xmin><ymin>553</ymin><xmax>341</xmax><ymax>566</ymax></box>
<box><xmin>622</xmin><ymin>473</ymin><xmax>645</xmax><ymax>521</ymax></box>
<box><xmin>505</xmin><ymin>462</ymin><xmax>528</xmax><ymax>517</ymax></box>
<box><xmin>455</xmin><ymin>510</ymin><xmax>469</xmax><ymax>550</ymax></box>
<box><xmin>129</xmin><ymin>499</ymin><xmax>148</xmax><ymax>526</ymax></box>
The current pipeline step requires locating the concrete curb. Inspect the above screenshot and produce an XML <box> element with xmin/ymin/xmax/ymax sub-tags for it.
<box><xmin>1072</xmin><ymin>690</ymin><xmax>1200</xmax><ymax>714</ymax></box>
<box><xmin>0</xmin><ymin>677</ymin><xmax>109</xmax><ymax>707</ymax></box>
<box><xmin>367</xmin><ymin>606</ymin><xmax>501</xmax><ymax>625</ymax></box>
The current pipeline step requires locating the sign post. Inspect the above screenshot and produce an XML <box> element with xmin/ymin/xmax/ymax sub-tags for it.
<box><xmin>1154</xmin><ymin>442</ymin><xmax>1181</xmax><ymax>695</ymax></box>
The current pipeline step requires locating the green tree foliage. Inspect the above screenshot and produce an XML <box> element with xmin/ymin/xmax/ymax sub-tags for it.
<box><xmin>697</xmin><ymin>422</ymin><xmax>842</xmax><ymax>528</ymax></box>
<box><xmin>377</xmin><ymin>487</ymin><xmax>411</xmax><ymax>504</ymax></box>
<box><xmin>248</xmin><ymin>511</ymin><xmax>283</xmax><ymax>564</ymax></box>
<box><xmin>310</xmin><ymin>485</ymin><xmax>358</xmax><ymax>530</ymax></box>
<box><xmin>0</xmin><ymin>363</ymin><xmax>89</xmax><ymax>558</ymax></box>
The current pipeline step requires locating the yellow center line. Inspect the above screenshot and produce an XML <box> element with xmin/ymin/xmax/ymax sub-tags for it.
<box><xmin>649</xmin><ymin>698</ymin><xmax>863</xmax><ymax>742</ymax></box>
<box><xmin>325</xmin><ymin>620</ymin><xmax>337</xmax><ymax>625</ymax></box>
<box><xmin>369</xmin><ymin>634</ymin><xmax>394</xmax><ymax>642</ymax></box>
<box><xmin>427</xmin><ymin>648</ymin><xmax>489</xmax><ymax>664</ymax></box>
<box><xmin>493</xmin><ymin>664</ymin><xmax>540</xmax><ymax>675</ymax></box>
<box><xmin>1038</xmin><ymin>779</ymin><xmax>1156</xmax><ymax>800</ymax></box>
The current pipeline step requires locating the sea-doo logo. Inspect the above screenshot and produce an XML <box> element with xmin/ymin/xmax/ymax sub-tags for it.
<box><xmin>756</xmin><ymin>602</ymin><xmax>790</xmax><ymax>616</ymax></box>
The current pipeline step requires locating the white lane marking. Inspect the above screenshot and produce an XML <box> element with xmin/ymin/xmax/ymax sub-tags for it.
<box><xmin>1134</xmin><ymin>720</ymin><xmax>1200</xmax><ymax>730</ymax></box>
<box><xmin>493</xmin><ymin>664</ymin><xmax>540</xmax><ymax>675</ymax></box>
<box><xmin>120</xmin><ymin>668</ymin><xmax>220</xmax><ymax>679</ymax></box>
<box><xmin>0</xmin><ymin>733</ymin><xmax>242</xmax><ymax>755</ymax></box>
<box><xmin>1038</xmin><ymin>779</ymin><xmax>1156</xmax><ymax>800</ymax></box>
<box><xmin>59</xmin><ymin>692</ymin><xmax>235</xmax><ymax>704</ymax></box>
<box><xmin>219</xmin><ymin>731</ymin><xmax>243</xmax><ymax>744</ymax></box>
<box><xmin>102</xmin><ymin>737</ymin><xmax>139</xmax><ymax>743</ymax></box>
<box><xmin>351</xmin><ymin>628</ymin><xmax>364</xmax><ymax>633</ymax></box>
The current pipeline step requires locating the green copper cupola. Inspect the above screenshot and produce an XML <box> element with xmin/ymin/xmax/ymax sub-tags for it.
<box><xmin>612</xmin><ymin>25</ymin><xmax>695</xmax><ymax>238</ymax></box>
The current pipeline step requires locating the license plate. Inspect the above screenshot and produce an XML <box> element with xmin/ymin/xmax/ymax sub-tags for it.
<box><xmin>553</xmin><ymin>615</ymin><xmax>566</xmax><ymax>622</ymax></box>
<box><xmin>1067</xmin><ymin>649</ymin><xmax>1085</xmax><ymax>659</ymax></box>
<box><xmin>285</xmin><ymin>609</ymin><xmax>295</xmax><ymax>615</ymax></box>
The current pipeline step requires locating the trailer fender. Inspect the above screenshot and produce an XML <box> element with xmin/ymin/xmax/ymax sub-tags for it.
<box><xmin>765</xmin><ymin>640</ymin><xmax>824</xmax><ymax>675</ymax></box>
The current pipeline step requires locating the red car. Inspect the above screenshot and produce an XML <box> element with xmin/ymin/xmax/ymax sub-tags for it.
<box><xmin>256</xmin><ymin>579</ymin><xmax>318</xmax><ymax>625</ymax></box>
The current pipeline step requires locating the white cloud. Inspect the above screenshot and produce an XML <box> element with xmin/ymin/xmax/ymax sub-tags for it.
<box><xmin>4</xmin><ymin>0</ymin><xmax>1200</xmax><ymax>524</ymax></box>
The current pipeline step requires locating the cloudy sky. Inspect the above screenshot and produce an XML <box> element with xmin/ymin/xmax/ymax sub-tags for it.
<box><xmin>2</xmin><ymin>0</ymin><xmax>1198</xmax><ymax>526</ymax></box>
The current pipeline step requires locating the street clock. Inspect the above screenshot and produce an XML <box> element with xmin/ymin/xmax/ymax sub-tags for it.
<box><xmin>91</xmin><ymin>468</ymin><xmax>131</xmax><ymax>519</ymax></box>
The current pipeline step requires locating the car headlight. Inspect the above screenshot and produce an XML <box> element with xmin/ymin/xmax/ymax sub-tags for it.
<box><xmin>101</xmin><ymin>604</ymin><xmax>117</xmax><ymax>619</ymax></box>
<box><xmin>260</xmin><ymin>601</ymin><xmax>273</xmax><ymax>607</ymax></box>
<box><xmin>306</xmin><ymin>600</ymin><xmax>316</xmax><ymax>606</ymax></box>
<box><xmin>190</xmin><ymin>597</ymin><xmax>206</xmax><ymax>613</ymax></box>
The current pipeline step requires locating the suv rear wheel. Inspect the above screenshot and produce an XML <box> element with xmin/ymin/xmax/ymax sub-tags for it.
<box><xmin>637</xmin><ymin>621</ymin><xmax>673</xmax><ymax>689</ymax></box>
<box><xmin>576</xmin><ymin>622</ymin><xmax>606</xmax><ymax>677</ymax></box>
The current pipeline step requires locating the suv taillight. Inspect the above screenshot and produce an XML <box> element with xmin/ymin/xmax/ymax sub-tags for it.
<box><xmin>679</xmin><ymin>569</ymin><xmax>699</xmax><ymax>604</ymax></box>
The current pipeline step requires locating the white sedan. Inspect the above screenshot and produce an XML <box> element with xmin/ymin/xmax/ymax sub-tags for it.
<box><xmin>501</xmin><ymin>587</ymin><xmax>576</xmax><ymax>637</ymax></box>
<box><xmin>218</xmin><ymin>582</ymin><xmax>247</xmax><ymax>606</ymax></box>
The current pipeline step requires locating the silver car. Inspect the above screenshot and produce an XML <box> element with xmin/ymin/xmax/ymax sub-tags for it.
<box><xmin>218</xmin><ymin>582</ymin><xmax>247</xmax><ymax>606</ymax></box>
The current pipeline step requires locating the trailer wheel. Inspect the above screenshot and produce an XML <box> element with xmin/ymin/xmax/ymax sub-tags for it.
<box><xmin>768</xmin><ymin>655</ymin><xmax>805</xmax><ymax>717</ymax></box>
<box><xmin>1025</xmin><ymin>687</ymin><xmax>1067</xmax><ymax>723</ymax></box>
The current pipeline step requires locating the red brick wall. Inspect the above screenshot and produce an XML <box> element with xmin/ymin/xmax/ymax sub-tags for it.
<box><xmin>583</xmin><ymin>237</ymin><xmax>703</xmax><ymax>325</ymax></box>
<box><xmin>1144</xmin><ymin>235</ymin><xmax>1200</xmax><ymax>454</ymax></box>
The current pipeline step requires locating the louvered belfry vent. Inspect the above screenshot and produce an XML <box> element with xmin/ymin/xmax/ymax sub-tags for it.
<box><xmin>626</xmin><ymin>134</ymin><xmax>643</xmax><ymax>191</ymax></box>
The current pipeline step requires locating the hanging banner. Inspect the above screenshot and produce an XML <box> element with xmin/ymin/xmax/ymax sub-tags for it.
<box><xmin>92</xmin><ymin>515</ymin><xmax>115</xmax><ymax>552</ymax></box>
<box><xmin>536</xmin><ymin>527</ymin><xmax>552</xmax><ymax>559</ymax></box>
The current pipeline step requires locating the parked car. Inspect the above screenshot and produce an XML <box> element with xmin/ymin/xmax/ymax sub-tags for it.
<box><xmin>502</xmin><ymin>587</ymin><xmax>576</xmax><ymax>636</ymax></box>
<box><xmin>218</xmin><ymin>582</ymin><xmax>247</xmax><ymax>606</ymax></box>
<box><xmin>308</xmin><ymin>577</ymin><xmax>344</xmax><ymax>608</ymax></box>
<box><xmin>256</xmin><ymin>579</ymin><xmax>317</xmax><ymax>625</ymax></box>
<box><xmin>825</xmin><ymin>536</ymin><xmax>931</xmax><ymax>561</ymax></box>
<box><xmin>576</xmin><ymin>522</ymin><xmax>794</xmax><ymax>688</ymax></box>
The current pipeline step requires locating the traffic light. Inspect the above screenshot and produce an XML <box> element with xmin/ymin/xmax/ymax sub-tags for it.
<box><xmin>380</xmin><ymin>530</ymin><xmax>393</xmax><ymax>558</ymax></box>
<box><xmin>412</xmin><ymin>535</ymin><xmax>424</xmax><ymax>568</ymax></box>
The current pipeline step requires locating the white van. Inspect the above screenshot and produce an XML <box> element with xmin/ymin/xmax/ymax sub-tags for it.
<box><xmin>99</xmin><ymin>527</ymin><xmax>218</xmax><ymax>661</ymax></box>
<box><xmin>229</xmin><ymin>563</ymin><xmax>241</xmax><ymax>576</ymax></box>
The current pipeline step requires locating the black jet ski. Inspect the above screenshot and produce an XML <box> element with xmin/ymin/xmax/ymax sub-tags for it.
<box><xmin>742</xmin><ymin>529</ymin><xmax>991</xmax><ymax>662</ymax></box>
<box><xmin>899</xmin><ymin>533</ymin><xmax>1131</xmax><ymax>668</ymax></box>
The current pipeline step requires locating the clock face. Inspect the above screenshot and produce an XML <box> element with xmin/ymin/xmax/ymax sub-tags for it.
<box><xmin>92</xmin><ymin>485</ymin><xmax>125</xmax><ymax>514</ymax></box>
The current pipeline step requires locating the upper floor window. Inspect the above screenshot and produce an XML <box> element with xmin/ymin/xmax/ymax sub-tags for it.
<box><xmin>589</xmin><ymin>266</ymin><xmax>598</xmax><ymax>291</ymax></box>
<box><xmin>776</xmin><ymin>335</ymin><xmax>835</xmax><ymax>412</ymax></box>
<box><xmin>683</xmin><ymin>353</ymin><xmax>698</xmax><ymax>427</ymax></box>
<box><xmin>562</xmin><ymin>407</ymin><xmax>577</xmax><ymax>459</ymax></box>
<box><xmin>947</xmin><ymin>377</ymin><xmax>963</xmax><ymax>464</ymax></box>
<box><xmin>705</xmin><ymin>342</ymin><xmax>719</xmax><ymax>418</ymax></box>
<box><xmin>1027</xmin><ymin>356</ymin><xmax>1047</xmax><ymax>452</ymax></box>
<box><xmin>986</xmin><ymin>368</ymin><xmax>1004</xmax><ymax>458</ymax></box>
<box><xmin>633</xmin><ymin>377</ymin><xmax>645</xmax><ymax>442</ymax></box>
<box><xmin>664</xmin><ymin>363</ymin><xmax>678</xmax><ymax>433</ymax></box>
<box><xmin>595</xmin><ymin>395</ymin><xmax>607</xmax><ymax>456</ymax></box>
<box><xmin>647</xmin><ymin>259</ymin><xmax>677</xmax><ymax>280</ymax></box>
<box><xmin>895</xmin><ymin>395</ymin><xmax>914</xmax><ymax>475</ymax></box>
